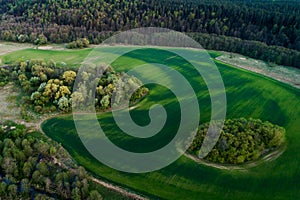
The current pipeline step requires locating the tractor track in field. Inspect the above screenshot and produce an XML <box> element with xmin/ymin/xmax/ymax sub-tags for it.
<box><xmin>184</xmin><ymin>144</ymin><xmax>286</xmax><ymax>171</ymax></box>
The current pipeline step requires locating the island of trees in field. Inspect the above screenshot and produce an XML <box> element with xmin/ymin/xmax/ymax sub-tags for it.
<box><xmin>0</xmin><ymin>59</ymin><xmax>148</xmax><ymax>120</ymax></box>
<box><xmin>0</xmin><ymin>0</ymin><xmax>299</xmax><ymax>68</ymax></box>
<box><xmin>189</xmin><ymin>118</ymin><xmax>285</xmax><ymax>164</ymax></box>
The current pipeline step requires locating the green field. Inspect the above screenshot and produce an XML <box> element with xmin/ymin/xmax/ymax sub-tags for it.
<box><xmin>40</xmin><ymin>47</ymin><xmax>300</xmax><ymax>199</ymax></box>
<box><xmin>0</xmin><ymin>48</ymin><xmax>92</xmax><ymax>68</ymax></box>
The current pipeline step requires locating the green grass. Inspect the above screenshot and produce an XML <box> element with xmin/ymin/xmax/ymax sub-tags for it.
<box><xmin>41</xmin><ymin>47</ymin><xmax>300</xmax><ymax>199</ymax></box>
<box><xmin>0</xmin><ymin>48</ymin><xmax>92</xmax><ymax>68</ymax></box>
<box><xmin>89</xmin><ymin>181</ymin><xmax>134</xmax><ymax>200</ymax></box>
<box><xmin>208</xmin><ymin>50</ymin><xmax>222</xmax><ymax>58</ymax></box>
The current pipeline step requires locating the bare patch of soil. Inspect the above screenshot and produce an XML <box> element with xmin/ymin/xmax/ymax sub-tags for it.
<box><xmin>0</xmin><ymin>83</ymin><xmax>21</xmax><ymax>122</ymax></box>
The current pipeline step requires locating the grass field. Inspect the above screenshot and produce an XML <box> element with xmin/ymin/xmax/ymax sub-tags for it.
<box><xmin>0</xmin><ymin>48</ymin><xmax>92</xmax><ymax>68</ymax></box>
<box><xmin>37</xmin><ymin>46</ymin><xmax>300</xmax><ymax>199</ymax></box>
<box><xmin>0</xmin><ymin>47</ymin><xmax>221</xmax><ymax>68</ymax></box>
<box><xmin>216</xmin><ymin>52</ymin><xmax>300</xmax><ymax>89</ymax></box>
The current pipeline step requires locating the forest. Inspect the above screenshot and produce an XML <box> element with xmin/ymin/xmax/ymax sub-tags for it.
<box><xmin>0</xmin><ymin>120</ymin><xmax>104</xmax><ymax>199</ymax></box>
<box><xmin>189</xmin><ymin>118</ymin><xmax>285</xmax><ymax>164</ymax></box>
<box><xmin>0</xmin><ymin>0</ymin><xmax>299</xmax><ymax>68</ymax></box>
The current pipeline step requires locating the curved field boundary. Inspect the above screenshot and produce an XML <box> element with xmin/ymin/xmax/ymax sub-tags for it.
<box><xmin>41</xmin><ymin>47</ymin><xmax>300</xmax><ymax>200</ymax></box>
<box><xmin>184</xmin><ymin>144</ymin><xmax>287</xmax><ymax>171</ymax></box>
<box><xmin>3</xmin><ymin>43</ymin><xmax>297</xmax><ymax>199</ymax></box>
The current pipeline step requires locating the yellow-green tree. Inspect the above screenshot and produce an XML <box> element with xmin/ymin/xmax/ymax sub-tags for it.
<box><xmin>62</xmin><ymin>70</ymin><xmax>77</xmax><ymax>86</ymax></box>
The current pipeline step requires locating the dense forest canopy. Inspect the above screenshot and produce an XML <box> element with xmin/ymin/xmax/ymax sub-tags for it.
<box><xmin>0</xmin><ymin>0</ymin><xmax>299</xmax><ymax>68</ymax></box>
<box><xmin>1</xmin><ymin>0</ymin><xmax>299</xmax><ymax>49</ymax></box>
<box><xmin>189</xmin><ymin>118</ymin><xmax>285</xmax><ymax>165</ymax></box>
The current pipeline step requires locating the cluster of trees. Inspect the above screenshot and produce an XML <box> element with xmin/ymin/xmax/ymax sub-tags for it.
<box><xmin>0</xmin><ymin>0</ymin><xmax>299</xmax><ymax>67</ymax></box>
<box><xmin>189</xmin><ymin>118</ymin><xmax>285</xmax><ymax>164</ymax></box>
<box><xmin>66</xmin><ymin>38</ymin><xmax>90</xmax><ymax>49</ymax></box>
<box><xmin>0</xmin><ymin>67</ymin><xmax>10</xmax><ymax>86</ymax></box>
<box><xmin>9</xmin><ymin>59</ymin><xmax>73</xmax><ymax>113</ymax></box>
<box><xmin>0</xmin><ymin>120</ymin><xmax>103</xmax><ymax>199</ymax></box>
<box><xmin>1</xmin><ymin>59</ymin><xmax>148</xmax><ymax>114</ymax></box>
<box><xmin>72</xmin><ymin>66</ymin><xmax>148</xmax><ymax>112</ymax></box>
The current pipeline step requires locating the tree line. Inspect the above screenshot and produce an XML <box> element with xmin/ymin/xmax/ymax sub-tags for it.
<box><xmin>190</xmin><ymin>33</ymin><xmax>300</xmax><ymax>69</ymax></box>
<box><xmin>1</xmin><ymin>0</ymin><xmax>299</xmax><ymax>50</ymax></box>
<box><xmin>0</xmin><ymin>0</ymin><xmax>299</xmax><ymax>68</ymax></box>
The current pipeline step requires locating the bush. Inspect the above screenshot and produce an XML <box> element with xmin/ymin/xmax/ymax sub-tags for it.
<box><xmin>66</xmin><ymin>38</ymin><xmax>90</xmax><ymax>49</ymax></box>
<box><xmin>34</xmin><ymin>106</ymin><xmax>42</xmax><ymax>113</ymax></box>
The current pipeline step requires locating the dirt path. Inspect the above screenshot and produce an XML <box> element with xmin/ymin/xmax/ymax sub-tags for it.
<box><xmin>52</xmin><ymin>157</ymin><xmax>148</xmax><ymax>200</ymax></box>
<box><xmin>91</xmin><ymin>178</ymin><xmax>148</xmax><ymax>200</ymax></box>
<box><xmin>0</xmin><ymin>41</ymin><xmax>67</xmax><ymax>59</ymax></box>
<box><xmin>184</xmin><ymin>145</ymin><xmax>286</xmax><ymax>171</ymax></box>
<box><xmin>184</xmin><ymin>153</ymin><xmax>247</xmax><ymax>171</ymax></box>
<box><xmin>0</xmin><ymin>42</ymin><xmax>34</xmax><ymax>56</ymax></box>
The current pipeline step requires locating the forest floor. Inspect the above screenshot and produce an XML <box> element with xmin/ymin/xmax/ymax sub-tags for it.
<box><xmin>0</xmin><ymin>83</ymin><xmax>54</xmax><ymax>130</ymax></box>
